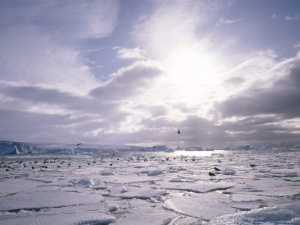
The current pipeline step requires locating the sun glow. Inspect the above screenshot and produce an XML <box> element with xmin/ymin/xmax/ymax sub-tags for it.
<box><xmin>162</xmin><ymin>45</ymin><xmax>222</xmax><ymax>105</ymax></box>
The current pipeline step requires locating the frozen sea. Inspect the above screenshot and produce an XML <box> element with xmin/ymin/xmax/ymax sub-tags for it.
<box><xmin>0</xmin><ymin>144</ymin><xmax>299</xmax><ymax>224</ymax></box>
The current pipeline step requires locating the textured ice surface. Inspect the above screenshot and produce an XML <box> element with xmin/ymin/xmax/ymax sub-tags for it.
<box><xmin>163</xmin><ymin>192</ymin><xmax>235</xmax><ymax>220</ymax></box>
<box><xmin>0</xmin><ymin>178</ymin><xmax>38</xmax><ymax>195</ymax></box>
<box><xmin>209</xmin><ymin>202</ymin><xmax>300</xmax><ymax>225</ymax></box>
<box><xmin>108</xmin><ymin>186</ymin><xmax>167</xmax><ymax>199</ymax></box>
<box><xmin>0</xmin><ymin>149</ymin><xmax>299</xmax><ymax>224</ymax></box>
<box><xmin>161</xmin><ymin>181</ymin><xmax>235</xmax><ymax>193</ymax></box>
<box><xmin>0</xmin><ymin>212</ymin><xmax>115</xmax><ymax>225</ymax></box>
<box><xmin>0</xmin><ymin>189</ymin><xmax>104</xmax><ymax>211</ymax></box>
<box><xmin>111</xmin><ymin>211</ymin><xmax>175</xmax><ymax>225</ymax></box>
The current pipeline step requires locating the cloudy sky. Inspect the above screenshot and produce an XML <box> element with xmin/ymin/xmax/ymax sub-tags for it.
<box><xmin>1</xmin><ymin>0</ymin><xmax>300</xmax><ymax>147</ymax></box>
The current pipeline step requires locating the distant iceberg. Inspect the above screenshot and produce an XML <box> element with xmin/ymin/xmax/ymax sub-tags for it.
<box><xmin>140</xmin><ymin>145</ymin><xmax>174</xmax><ymax>152</ymax></box>
<box><xmin>185</xmin><ymin>146</ymin><xmax>204</xmax><ymax>151</ymax></box>
<box><xmin>0</xmin><ymin>145</ymin><xmax>20</xmax><ymax>155</ymax></box>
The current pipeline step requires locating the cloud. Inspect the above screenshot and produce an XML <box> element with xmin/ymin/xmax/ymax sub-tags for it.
<box><xmin>294</xmin><ymin>43</ymin><xmax>300</xmax><ymax>48</ymax></box>
<box><xmin>0</xmin><ymin>1</ymin><xmax>119</xmax><ymax>93</ymax></box>
<box><xmin>218</xmin><ymin>17</ymin><xmax>241</xmax><ymax>25</ymax></box>
<box><xmin>132</xmin><ymin>0</ymin><xmax>220</xmax><ymax>59</ymax></box>
<box><xmin>219</xmin><ymin>116</ymin><xmax>300</xmax><ymax>146</ymax></box>
<box><xmin>0</xmin><ymin>80</ymin><xmax>130</xmax><ymax>118</ymax></box>
<box><xmin>119</xmin><ymin>115</ymin><xmax>220</xmax><ymax>147</ymax></box>
<box><xmin>216</xmin><ymin>53</ymin><xmax>300</xmax><ymax>119</ymax></box>
<box><xmin>39</xmin><ymin>0</ymin><xmax>118</xmax><ymax>40</ymax></box>
<box><xmin>114</xmin><ymin>47</ymin><xmax>145</xmax><ymax>60</ymax></box>
<box><xmin>0</xmin><ymin>60</ymin><xmax>166</xmax><ymax>144</ymax></box>
<box><xmin>90</xmin><ymin>60</ymin><xmax>165</xmax><ymax>101</ymax></box>
<box><xmin>219</xmin><ymin>50</ymin><xmax>283</xmax><ymax>97</ymax></box>
<box><xmin>0</xmin><ymin>107</ymin><xmax>122</xmax><ymax>144</ymax></box>
<box><xmin>0</xmin><ymin>25</ymin><xmax>98</xmax><ymax>94</ymax></box>
<box><xmin>0</xmin><ymin>80</ymin><xmax>131</xmax><ymax>143</ymax></box>
<box><xmin>128</xmin><ymin>115</ymin><xmax>244</xmax><ymax>147</ymax></box>
<box><xmin>285</xmin><ymin>13</ymin><xmax>300</xmax><ymax>21</ymax></box>
<box><xmin>0</xmin><ymin>1</ymin><xmax>119</xmax><ymax>40</ymax></box>
<box><xmin>224</xmin><ymin>77</ymin><xmax>245</xmax><ymax>85</ymax></box>
<box><xmin>0</xmin><ymin>109</ymin><xmax>72</xmax><ymax>142</ymax></box>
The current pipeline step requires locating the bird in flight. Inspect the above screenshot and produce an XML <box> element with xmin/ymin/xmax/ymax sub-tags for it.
<box><xmin>76</xmin><ymin>143</ymin><xmax>82</xmax><ymax>147</ymax></box>
<box><xmin>177</xmin><ymin>129</ymin><xmax>180</xmax><ymax>135</ymax></box>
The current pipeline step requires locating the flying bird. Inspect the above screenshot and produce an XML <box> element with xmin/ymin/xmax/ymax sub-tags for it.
<box><xmin>177</xmin><ymin>129</ymin><xmax>180</xmax><ymax>135</ymax></box>
<box><xmin>76</xmin><ymin>143</ymin><xmax>81</xmax><ymax>147</ymax></box>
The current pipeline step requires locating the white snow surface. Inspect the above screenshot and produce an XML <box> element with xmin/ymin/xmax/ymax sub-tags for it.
<box><xmin>0</xmin><ymin>149</ymin><xmax>299</xmax><ymax>224</ymax></box>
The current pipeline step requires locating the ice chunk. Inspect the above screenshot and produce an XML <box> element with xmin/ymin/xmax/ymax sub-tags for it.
<box><xmin>72</xmin><ymin>177</ymin><xmax>106</xmax><ymax>188</ymax></box>
<box><xmin>27</xmin><ymin>174</ymin><xmax>57</xmax><ymax>183</ymax></box>
<box><xmin>143</xmin><ymin>169</ymin><xmax>164</xmax><ymax>176</ymax></box>
<box><xmin>111</xmin><ymin>212</ymin><xmax>175</xmax><ymax>225</ymax></box>
<box><xmin>169</xmin><ymin>216</ymin><xmax>203</xmax><ymax>225</ymax></box>
<box><xmin>100</xmin><ymin>174</ymin><xmax>162</xmax><ymax>184</ymax></box>
<box><xmin>222</xmin><ymin>167</ymin><xmax>236</xmax><ymax>175</ymax></box>
<box><xmin>100</xmin><ymin>170</ymin><xmax>114</xmax><ymax>176</ymax></box>
<box><xmin>230</xmin><ymin>201</ymin><xmax>263</xmax><ymax>211</ymax></box>
<box><xmin>108</xmin><ymin>186</ymin><xmax>167</xmax><ymax>199</ymax></box>
<box><xmin>162</xmin><ymin>181</ymin><xmax>235</xmax><ymax>193</ymax></box>
<box><xmin>209</xmin><ymin>202</ymin><xmax>300</xmax><ymax>224</ymax></box>
<box><xmin>163</xmin><ymin>194</ymin><xmax>236</xmax><ymax>220</ymax></box>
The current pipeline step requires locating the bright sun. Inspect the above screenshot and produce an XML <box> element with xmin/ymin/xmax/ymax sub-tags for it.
<box><xmin>162</xmin><ymin>45</ymin><xmax>221</xmax><ymax>106</ymax></box>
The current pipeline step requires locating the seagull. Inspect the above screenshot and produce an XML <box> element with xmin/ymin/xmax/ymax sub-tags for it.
<box><xmin>76</xmin><ymin>143</ymin><xmax>82</xmax><ymax>147</ymax></box>
<box><xmin>177</xmin><ymin>129</ymin><xmax>180</xmax><ymax>135</ymax></box>
<box><xmin>209</xmin><ymin>172</ymin><xmax>216</xmax><ymax>176</ymax></box>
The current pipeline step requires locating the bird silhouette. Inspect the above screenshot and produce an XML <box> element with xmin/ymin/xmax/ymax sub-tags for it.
<box><xmin>214</xmin><ymin>167</ymin><xmax>221</xmax><ymax>171</ymax></box>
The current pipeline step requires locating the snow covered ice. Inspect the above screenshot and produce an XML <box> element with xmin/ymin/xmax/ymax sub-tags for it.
<box><xmin>0</xmin><ymin>143</ymin><xmax>299</xmax><ymax>224</ymax></box>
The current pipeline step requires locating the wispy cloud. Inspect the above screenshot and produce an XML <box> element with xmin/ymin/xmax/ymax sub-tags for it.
<box><xmin>294</xmin><ymin>43</ymin><xmax>300</xmax><ymax>48</ymax></box>
<box><xmin>90</xmin><ymin>60</ymin><xmax>165</xmax><ymax>101</ymax></box>
<box><xmin>285</xmin><ymin>13</ymin><xmax>300</xmax><ymax>21</ymax></box>
<box><xmin>0</xmin><ymin>26</ymin><xmax>97</xmax><ymax>94</ymax></box>
<box><xmin>114</xmin><ymin>47</ymin><xmax>145</xmax><ymax>60</ymax></box>
<box><xmin>133</xmin><ymin>0</ymin><xmax>219</xmax><ymax>59</ymax></box>
<box><xmin>216</xmin><ymin>53</ymin><xmax>300</xmax><ymax>133</ymax></box>
<box><xmin>17</xmin><ymin>0</ymin><xmax>119</xmax><ymax>40</ymax></box>
<box><xmin>0</xmin><ymin>1</ymin><xmax>119</xmax><ymax>94</ymax></box>
<box><xmin>218</xmin><ymin>17</ymin><xmax>242</xmax><ymax>25</ymax></box>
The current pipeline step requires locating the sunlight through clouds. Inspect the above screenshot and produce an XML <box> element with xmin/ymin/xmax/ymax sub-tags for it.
<box><xmin>1</xmin><ymin>0</ymin><xmax>300</xmax><ymax>147</ymax></box>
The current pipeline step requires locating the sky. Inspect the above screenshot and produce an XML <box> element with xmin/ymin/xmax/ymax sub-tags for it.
<box><xmin>1</xmin><ymin>0</ymin><xmax>300</xmax><ymax>148</ymax></box>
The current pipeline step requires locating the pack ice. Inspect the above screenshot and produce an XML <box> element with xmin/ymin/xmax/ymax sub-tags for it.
<box><xmin>0</xmin><ymin>143</ymin><xmax>299</xmax><ymax>224</ymax></box>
